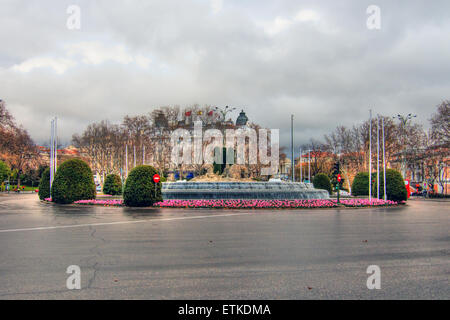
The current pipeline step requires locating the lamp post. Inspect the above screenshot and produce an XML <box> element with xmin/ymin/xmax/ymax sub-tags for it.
<box><xmin>213</xmin><ymin>105</ymin><xmax>237</xmax><ymax>122</ymax></box>
<box><xmin>393</xmin><ymin>113</ymin><xmax>417</xmax><ymax>178</ymax></box>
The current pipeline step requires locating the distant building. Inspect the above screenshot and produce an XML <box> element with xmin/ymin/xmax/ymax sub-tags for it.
<box><xmin>236</xmin><ymin>110</ymin><xmax>249</xmax><ymax>127</ymax></box>
<box><xmin>38</xmin><ymin>145</ymin><xmax>82</xmax><ymax>165</ymax></box>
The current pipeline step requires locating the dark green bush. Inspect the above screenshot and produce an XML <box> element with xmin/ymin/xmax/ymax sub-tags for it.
<box><xmin>38</xmin><ymin>167</ymin><xmax>50</xmax><ymax>200</ymax></box>
<box><xmin>372</xmin><ymin>169</ymin><xmax>407</xmax><ymax>202</ymax></box>
<box><xmin>313</xmin><ymin>173</ymin><xmax>332</xmax><ymax>195</ymax></box>
<box><xmin>51</xmin><ymin>159</ymin><xmax>96</xmax><ymax>204</ymax></box>
<box><xmin>103</xmin><ymin>174</ymin><xmax>122</xmax><ymax>195</ymax></box>
<box><xmin>352</xmin><ymin>172</ymin><xmax>370</xmax><ymax>196</ymax></box>
<box><xmin>123</xmin><ymin>165</ymin><xmax>162</xmax><ymax>207</ymax></box>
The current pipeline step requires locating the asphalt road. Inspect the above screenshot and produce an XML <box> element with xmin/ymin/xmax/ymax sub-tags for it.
<box><xmin>0</xmin><ymin>194</ymin><xmax>448</xmax><ymax>299</ymax></box>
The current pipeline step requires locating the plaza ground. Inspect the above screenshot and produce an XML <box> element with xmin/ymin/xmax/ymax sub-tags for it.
<box><xmin>0</xmin><ymin>194</ymin><xmax>448</xmax><ymax>299</ymax></box>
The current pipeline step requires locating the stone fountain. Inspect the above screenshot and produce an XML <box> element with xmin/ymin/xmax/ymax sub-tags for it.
<box><xmin>161</xmin><ymin>181</ymin><xmax>329</xmax><ymax>200</ymax></box>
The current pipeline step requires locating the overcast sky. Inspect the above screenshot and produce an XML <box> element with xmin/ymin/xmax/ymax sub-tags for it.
<box><xmin>1</xmin><ymin>0</ymin><xmax>449</xmax><ymax>148</ymax></box>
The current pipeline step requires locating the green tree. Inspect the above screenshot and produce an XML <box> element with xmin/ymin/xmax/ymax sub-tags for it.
<box><xmin>313</xmin><ymin>173</ymin><xmax>332</xmax><ymax>195</ymax></box>
<box><xmin>51</xmin><ymin>159</ymin><xmax>96</xmax><ymax>204</ymax></box>
<box><xmin>103</xmin><ymin>174</ymin><xmax>122</xmax><ymax>195</ymax></box>
<box><xmin>123</xmin><ymin>165</ymin><xmax>162</xmax><ymax>207</ymax></box>
<box><xmin>0</xmin><ymin>160</ymin><xmax>10</xmax><ymax>182</ymax></box>
<box><xmin>38</xmin><ymin>167</ymin><xmax>50</xmax><ymax>200</ymax></box>
<box><xmin>372</xmin><ymin>169</ymin><xmax>407</xmax><ymax>202</ymax></box>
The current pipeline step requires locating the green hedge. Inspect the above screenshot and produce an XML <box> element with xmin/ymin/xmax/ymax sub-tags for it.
<box><xmin>372</xmin><ymin>169</ymin><xmax>407</xmax><ymax>202</ymax></box>
<box><xmin>123</xmin><ymin>165</ymin><xmax>162</xmax><ymax>207</ymax></box>
<box><xmin>313</xmin><ymin>173</ymin><xmax>332</xmax><ymax>195</ymax></box>
<box><xmin>351</xmin><ymin>172</ymin><xmax>370</xmax><ymax>196</ymax></box>
<box><xmin>103</xmin><ymin>174</ymin><xmax>122</xmax><ymax>195</ymax></box>
<box><xmin>38</xmin><ymin>167</ymin><xmax>50</xmax><ymax>200</ymax></box>
<box><xmin>51</xmin><ymin>159</ymin><xmax>96</xmax><ymax>204</ymax></box>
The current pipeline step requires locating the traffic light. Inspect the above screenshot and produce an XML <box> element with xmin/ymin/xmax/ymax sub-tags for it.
<box><xmin>333</xmin><ymin>161</ymin><xmax>340</xmax><ymax>175</ymax></box>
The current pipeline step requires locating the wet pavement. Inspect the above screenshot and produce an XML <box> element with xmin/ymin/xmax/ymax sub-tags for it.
<box><xmin>0</xmin><ymin>194</ymin><xmax>448</xmax><ymax>299</ymax></box>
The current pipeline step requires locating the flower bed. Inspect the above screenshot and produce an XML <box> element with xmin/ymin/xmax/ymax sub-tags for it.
<box><xmin>154</xmin><ymin>199</ymin><xmax>339</xmax><ymax>209</ymax></box>
<box><xmin>74</xmin><ymin>199</ymin><xmax>124</xmax><ymax>206</ymax></box>
<box><xmin>334</xmin><ymin>198</ymin><xmax>397</xmax><ymax>207</ymax></box>
<box><xmin>44</xmin><ymin>197</ymin><xmax>398</xmax><ymax>209</ymax></box>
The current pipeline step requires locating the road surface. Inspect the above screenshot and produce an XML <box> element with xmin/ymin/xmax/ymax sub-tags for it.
<box><xmin>0</xmin><ymin>194</ymin><xmax>448</xmax><ymax>299</ymax></box>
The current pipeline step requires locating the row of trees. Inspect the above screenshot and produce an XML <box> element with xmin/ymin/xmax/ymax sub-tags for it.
<box><xmin>72</xmin><ymin>105</ymin><xmax>274</xmax><ymax>181</ymax></box>
<box><xmin>0</xmin><ymin>100</ymin><xmax>40</xmax><ymax>187</ymax></box>
<box><xmin>298</xmin><ymin>100</ymin><xmax>449</xmax><ymax>194</ymax></box>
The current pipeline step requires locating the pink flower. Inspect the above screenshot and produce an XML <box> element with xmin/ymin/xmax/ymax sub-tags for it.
<box><xmin>74</xmin><ymin>199</ymin><xmax>124</xmax><ymax>206</ymax></box>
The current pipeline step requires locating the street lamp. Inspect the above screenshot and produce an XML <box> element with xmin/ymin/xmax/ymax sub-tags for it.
<box><xmin>394</xmin><ymin>113</ymin><xmax>417</xmax><ymax>126</ymax></box>
<box><xmin>393</xmin><ymin>113</ymin><xmax>417</xmax><ymax>178</ymax></box>
<box><xmin>213</xmin><ymin>105</ymin><xmax>237</xmax><ymax>122</ymax></box>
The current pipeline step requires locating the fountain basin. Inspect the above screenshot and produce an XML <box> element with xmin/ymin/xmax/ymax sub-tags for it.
<box><xmin>162</xmin><ymin>181</ymin><xmax>329</xmax><ymax>200</ymax></box>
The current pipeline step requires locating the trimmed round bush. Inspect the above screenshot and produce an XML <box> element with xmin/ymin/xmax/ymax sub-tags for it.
<box><xmin>123</xmin><ymin>165</ymin><xmax>162</xmax><ymax>207</ymax></box>
<box><xmin>351</xmin><ymin>172</ymin><xmax>370</xmax><ymax>196</ymax></box>
<box><xmin>372</xmin><ymin>169</ymin><xmax>407</xmax><ymax>202</ymax></box>
<box><xmin>103</xmin><ymin>174</ymin><xmax>122</xmax><ymax>195</ymax></box>
<box><xmin>51</xmin><ymin>159</ymin><xmax>96</xmax><ymax>204</ymax></box>
<box><xmin>38</xmin><ymin>167</ymin><xmax>50</xmax><ymax>200</ymax></box>
<box><xmin>313</xmin><ymin>173</ymin><xmax>332</xmax><ymax>195</ymax></box>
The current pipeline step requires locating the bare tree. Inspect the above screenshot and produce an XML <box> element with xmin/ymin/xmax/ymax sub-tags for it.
<box><xmin>7</xmin><ymin>128</ymin><xmax>39</xmax><ymax>188</ymax></box>
<box><xmin>430</xmin><ymin>100</ymin><xmax>450</xmax><ymax>146</ymax></box>
<box><xmin>301</xmin><ymin>139</ymin><xmax>331</xmax><ymax>178</ymax></box>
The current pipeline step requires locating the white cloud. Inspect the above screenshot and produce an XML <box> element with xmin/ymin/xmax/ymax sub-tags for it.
<box><xmin>12</xmin><ymin>57</ymin><xmax>76</xmax><ymax>74</ymax></box>
<box><xmin>264</xmin><ymin>9</ymin><xmax>333</xmax><ymax>36</ymax></box>
<box><xmin>211</xmin><ymin>0</ymin><xmax>223</xmax><ymax>14</ymax></box>
<box><xmin>264</xmin><ymin>17</ymin><xmax>292</xmax><ymax>36</ymax></box>
<box><xmin>11</xmin><ymin>42</ymin><xmax>152</xmax><ymax>75</ymax></box>
<box><xmin>294</xmin><ymin>10</ymin><xmax>320</xmax><ymax>23</ymax></box>
<box><xmin>135</xmin><ymin>54</ymin><xmax>151</xmax><ymax>68</ymax></box>
<box><xmin>1</xmin><ymin>0</ymin><xmax>450</xmax><ymax>146</ymax></box>
<box><xmin>66</xmin><ymin>42</ymin><xmax>134</xmax><ymax>65</ymax></box>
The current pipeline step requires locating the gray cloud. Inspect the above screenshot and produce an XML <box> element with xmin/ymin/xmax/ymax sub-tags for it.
<box><xmin>1</xmin><ymin>0</ymin><xmax>449</xmax><ymax>148</ymax></box>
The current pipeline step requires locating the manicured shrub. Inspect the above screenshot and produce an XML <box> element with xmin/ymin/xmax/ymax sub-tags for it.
<box><xmin>372</xmin><ymin>169</ymin><xmax>407</xmax><ymax>202</ymax></box>
<box><xmin>123</xmin><ymin>165</ymin><xmax>162</xmax><ymax>207</ymax></box>
<box><xmin>313</xmin><ymin>173</ymin><xmax>332</xmax><ymax>195</ymax></box>
<box><xmin>352</xmin><ymin>172</ymin><xmax>370</xmax><ymax>196</ymax></box>
<box><xmin>51</xmin><ymin>159</ymin><xmax>96</xmax><ymax>204</ymax></box>
<box><xmin>103</xmin><ymin>174</ymin><xmax>122</xmax><ymax>195</ymax></box>
<box><xmin>38</xmin><ymin>167</ymin><xmax>50</xmax><ymax>200</ymax></box>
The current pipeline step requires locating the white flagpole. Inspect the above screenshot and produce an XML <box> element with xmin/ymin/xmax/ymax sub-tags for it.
<box><xmin>369</xmin><ymin>110</ymin><xmax>372</xmax><ymax>201</ymax></box>
<box><xmin>377</xmin><ymin>114</ymin><xmax>380</xmax><ymax>199</ymax></box>
<box><xmin>54</xmin><ymin>117</ymin><xmax>57</xmax><ymax>175</ymax></box>
<box><xmin>143</xmin><ymin>145</ymin><xmax>145</xmax><ymax>165</ymax></box>
<box><xmin>133</xmin><ymin>145</ymin><xmax>136</xmax><ymax>168</ymax></box>
<box><xmin>308</xmin><ymin>150</ymin><xmax>311</xmax><ymax>182</ymax></box>
<box><xmin>299</xmin><ymin>148</ymin><xmax>302</xmax><ymax>182</ymax></box>
<box><xmin>382</xmin><ymin>117</ymin><xmax>387</xmax><ymax>201</ymax></box>
<box><xmin>291</xmin><ymin>114</ymin><xmax>294</xmax><ymax>182</ymax></box>
<box><xmin>125</xmin><ymin>144</ymin><xmax>128</xmax><ymax>177</ymax></box>
<box><xmin>50</xmin><ymin>119</ymin><xmax>54</xmax><ymax>195</ymax></box>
